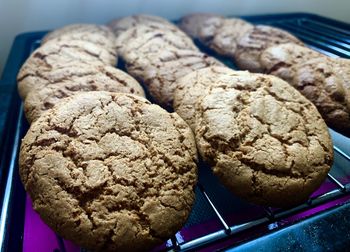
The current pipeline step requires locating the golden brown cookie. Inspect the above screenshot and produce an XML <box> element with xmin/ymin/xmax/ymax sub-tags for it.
<box><xmin>114</xmin><ymin>23</ymin><xmax>217</xmax><ymax>108</ymax></box>
<box><xmin>41</xmin><ymin>24</ymin><xmax>117</xmax><ymax>55</ymax></box>
<box><xmin>125</xmin><ymin>47</ymin><xmax>224</xmax><ymax>108</ymax></box>
<box><xmin>188</xmin><ymin>68</ymin><xmax>332</xmax><ymax>207</ymax></box>
<box><xmin>107</xmin><ymin>14</ymin><xmax>176</xmax><ymax>37</ymax></box>
<box><xmin>234</xmin><ymin>25</ymin><xmax>304</xmax><ymax>72</ymax></box>
<box><xmin>335</xmin><ymin>58</ymin><xmax>350</xmax><ymax>90</ymax></box>
<box><xmin>17</xmin><ymin>39</ymin><xmax>117</xmax><ymax>99</ymax></box>
<box><xmin>24</xmin><ymin>65</ymin><xmax>145</xmax><ymax>123</ymax></box>
<box><xmin>199</xmin><ymin>18</ymin><xmax>254</xmax><ymax>57</ymax></box>
<box><xmin>293</xmin><ymin>57</ymin><xmax>350</xmax><ymax>136</ymax></box>
<box><xmin>178</xmin><ymin>13</ymin><xmax>224</xmax><ymax>39</ymax></box>
<box><xmin>115</xmin><ymin>23</ymin><xmax>197</xmax><ymax>56</ymax></box>
<box><xmin>174</xmin><ymin>66</ymin><xmax>250</xmax><ymax>130</ymax></box>
<box><xmin>19</xmin><ymin>91</ymin><xmax>198</xmax><ymax>252</ymax></box>
<box><xmin>260</xmin><ymin>43</ymin><xmax>324</xmax><ymax>83</ymax></box>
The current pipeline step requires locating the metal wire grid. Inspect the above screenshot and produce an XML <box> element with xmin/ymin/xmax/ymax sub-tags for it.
<box><xmin>166</xmin><ymin>151</ymin><xmax>350</xmax><ymax>252</ymax></box>
<box><xmin>29</xmin><ymin>16</ymin><xmax>350</xmax><ymax>252</ymax></box>
<box><xmin>270</xmin><ymin>18</ymin><xmax>350</xmax><ymax>58</ymax></box>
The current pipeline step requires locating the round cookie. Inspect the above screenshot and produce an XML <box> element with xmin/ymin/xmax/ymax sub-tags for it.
<box><xmin>19</xmin><ymin>92</ymin><xmax>198</xmax><ymax>251</ymax></box>
<box><xmin>293</xmin><ymin>57</ymin><xmax>350</xmax><ymax>136</ymax></box>
<box><xmin>17</xmin><ymin>40</ymin><xmax>117</xmax><ymax>99</ymax></box>
<box><xmin>260</xmin><ymin>43</ymin><xmax>324</xmax><ymax>83</ymax></box>
<box><xmin>41</xmin><ymin>24</ymin><xmax>117</xmax><ymax>55</ymax></box>
<box><xmin>24</xmin><ymin>66</ymin><xmax>145</xmax><ymax>123</ymax></box>
<box><xmin>107</xmin><ymin>14</ymin><xmax>177</xmax><ymax>37</ymax></box>
<box><xmin>125</xmin><ymin>48</ymin><xmax>224</xmax><ymax>108</ymax></box>
<box><xmin>115</xmin><ymin>23</ymin><xmax>197</xmax><ymax>56</ymax></box>
<box><xmin>193</xmin><ymin>70</ymin><xmax>333</xmax><ymax>207</ymax></box>
<box><xmin>234</xmin><ymin>25</ymin><xmax>304</xmax><ymax>72</ymax></box>
<box><xmin>174</xmin><ymin>66</ymin><xmax>250</xmax><ymax>130</ymax></box>
<box><xmin>204</xmin><ymin>18</ymin><xmax>254</xmax><ymax>57</ymax></box>
<box><xmin>178</xmin><ymin>13</ymin><xmax>224</xmax><ymax>39</ymax></box>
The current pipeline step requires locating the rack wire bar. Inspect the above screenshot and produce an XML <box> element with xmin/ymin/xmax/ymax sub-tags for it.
<box><xmin>293</xmin><ymin>21</ymin><xmax>350</xmax><ymax>42</ymax></box>
<box><xmin>274</xmin><ymin>24</ymin><xmax>350</xmax><ymax>57</ymax></box>
<box><xmin>333</xmin><ymin>145</ymin><xmax>350</xmax><ymax>161</ymax></box>
<box><xmin>178</xmin><ymin>228</ymin><xmax>229</xmax><ymax>252</ymax></box>
<box><xmin>288</xmin><ymin>22</ymin><xmax>350</xmax><ymax>45</ymax></box>
<box><xmin>274</xmin><ymin>188</ymin><xmax>348</xmax><ymax>219</ymax></box>
<box><xmin>307</xmin><ymin>45</ymin><xmax>340</xmax><ymax>57</ymax></box>
<box><xmin>170</xmin><ymin>236</ymin><xmax>179</xmax><ymax>250</ymax></box>
<box><xmin>0</xmin><ymin>108</ymin><xmax>23</xmax><ymax>251</ymax></box>
<box><xmin>55</xmin><ymin>235</ymin><xmax>66</xmax><ymax>252</ymax></box>
<box><xmin>327</xmin><ymin>174</ymin><xmax>346</xmax><ymax>191</ymax></box>
<box><xmin>278</xmin><ymin>22</ymin><xmax>350</xmax><ymax>49</ymax></box>
<box><xmin>298</xmin><ymin>18</ymin><xmax>350</xmax><ymax>36</ymax></box>
<box><xmin>174</xmin><ymin>183</ymin><xmax>350</xmax><ymax>252</ymax></box>
<box><xmin>198</xmin><ymin>184</ymin><xmax>231</xmax><ymax>233</ymax></box>
<box><xmin>263</xmin><ymin>207</ymin><xmax>275</xmax><ymax>220</ymax></box>
<box><xmin>178</xmin><ymin>217</ymin><xmax>271</xmax><ymax>251</ymax></box>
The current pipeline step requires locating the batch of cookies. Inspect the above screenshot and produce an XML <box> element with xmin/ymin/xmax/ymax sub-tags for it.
<box><xmin>17</xmin><ymin>13</ymin><xmax>349</xmax><ymax>251</ymax></box>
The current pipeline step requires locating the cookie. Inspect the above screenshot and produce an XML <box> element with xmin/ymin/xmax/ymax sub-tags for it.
<box><xmin>125</xmin><ymin>48</ymin><xmax>224</xmax><ymax>108</ymax></box>
<box><xmin>203</xmin><ymin>18</ymin><xmax>254</xmax><ymax>57</ymax></box>
<box><xmin>107</xmin><ymin>14</ymin><xmax>176</xmax><ymax>37</ymax></box>
<box><xmin>178</xmin><ymin>13</ymin><xmax>224</xmax><ymax>39</ymax></box>
<box><xmin>17</xmin><ymin>40</ymin><xmax>117</xmax><ymax>99</ymax></box>
<box><xmin>41</xmin><ymin>24</ymin><xmax>117</xmax><ymax>55</ymax></box>
<box><xmin>115</xmin><ymin>24</ymin><xmax>197</xmax><ymax>56</ymax></box>
<box><xmin>234</xmin><ymin>25</ymin><xmax>304</xmax><ymax>72</ymax></box>
<box><xmin>335</xmin><ymin>58</ymin><xmax>350</xmax><ymax>90</ymax></box>
<box><xmin>19</xmin><ymin>92</ymin><xmax>198</xmax><ymax>251</ymax></box>
<box><xmin>293</xmin><ymin>57</ymin><xmax>350</xmax><ymax>136</ymax></box>
<box><xmin>260</xmin><ymin>43</ymin><xmax>324</xmax><ymax>83</ymax></box>
<box><xmin>174</xmin><ymin>66</ymin><xmax>250</xmax><ymax>130</ymax></box>
<box><xmin>24</xmin><ymin>65</ymin><xmax>145</xmax><ymax>123</ymax></box>
<box><xmin>191</xmin><ymin>69</ymin><xmax>333</xmax><ymax>207</ymax></box>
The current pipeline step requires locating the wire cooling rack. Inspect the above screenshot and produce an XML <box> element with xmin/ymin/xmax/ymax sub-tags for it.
<box><xmin>0</xmin><ymin>13</ymin><xmax>349</xmax><ymax>252</ymax></box>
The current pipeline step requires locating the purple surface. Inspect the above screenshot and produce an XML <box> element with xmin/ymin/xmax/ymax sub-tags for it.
<box><xmin>23</xmin><ymin>196</ymin><xmax>79</xmax><ymax>252</ymax></box>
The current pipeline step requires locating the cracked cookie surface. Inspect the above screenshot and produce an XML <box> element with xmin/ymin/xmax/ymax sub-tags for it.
<box><xmin>41</xmin><ymin>24</ymin><xmax>117</xmax><ymax>55</ymax></box>
<box><xmin>293</xmin><ymin>57</ymin><xmax>350</xmax><ymax>136</ymax></box>
<box><xmin>115</xmin><ymin>24</ymin><xmax>197</xmax><ymax>56</ymax></box>
<box><xmin>174</xmin><ymin>67</ymin><xmax>250</xmax><ymax>130</ymax></box>
<box><xmin>199</xmin><ymin>18</ymin><xmax>254</xmax><ymax>57</ymax></box>
<box><xmin>24</xmin><ymin>65</ymin><xmax>145</xmax><ymax>123</ymax></box>
<box><xmin>260</xmin><ymin>43</ymin><xmax>324</xmax><ymax>83</ymax></box>
<box><xmin>113</xmin><ymin>21</ymin><xmax>220</xmax><ymax>108</ymax></box>
<box><xmin>190</xmin><ymin>69</ymin><xmax>332</xmax><ymax>207</ymax></box>
<box><xmin>19</xmin><ymin>92</ymin><xmax>198</xmax><ymax>251</ymax></box>
<box><xmin>178</xmin><ymin>13</ymin><xmax>224</xmax><ymax>39</ymax></box>
<box><xmin>234</xmin><ymin>25</ymin><xmax>304</xmax><ymax>72</ymax></box>
<box><xmin>17</xmin><ymin>39</ymin><xmax>117</xmax><ymax>98</ymax></box>
<box><xmin>124</xmin><ymin>47</ymin><xmax>224</xmax><ymax>108</ymax></box>
<box><xmin>107</xmin><ymin>14</ymin><xmax>177</xmax><ymax>37</ymax></box>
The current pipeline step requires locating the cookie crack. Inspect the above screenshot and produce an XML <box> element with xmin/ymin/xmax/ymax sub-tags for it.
<box><xmin>239</xmin><ymin>158</ymin><xmax>302</xmax><ymax>179</ymax></box>
<box><xmin>17</xmin><ymin>72</ymin><xmax>39</xmax><ymax>82</ymax></box>
<box><xmin>264</xmin><ymin>85</ymin><xmax>306</xmax><ymax>105</ymax></box>
<box><xmin>35</xmin><ymin>172</ymin><xmax>100</xmax><ymax>232</ymax></box>
<box><xmin>18</xmin><ymin>67</ymin><xmax>99</xmax><ymax>88</ymax></box>
<box><xmin>105</xmin><ymin>71</ymin><xmax>128</xmax><ymax>87</ymax></box>
<box><xmin>267</xmin><ymin>61</ymin><xmax>292</xmax><ymax>74</ymax></box>
<box><xmin>129</xmin><ymin>32</ymin><xmax>165</xmax><ymax>52</ymax></box>
<box><xmin>33</xmin><ymin>52</ymin><xmax>53</xmax><ymax>68</ymax></box>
